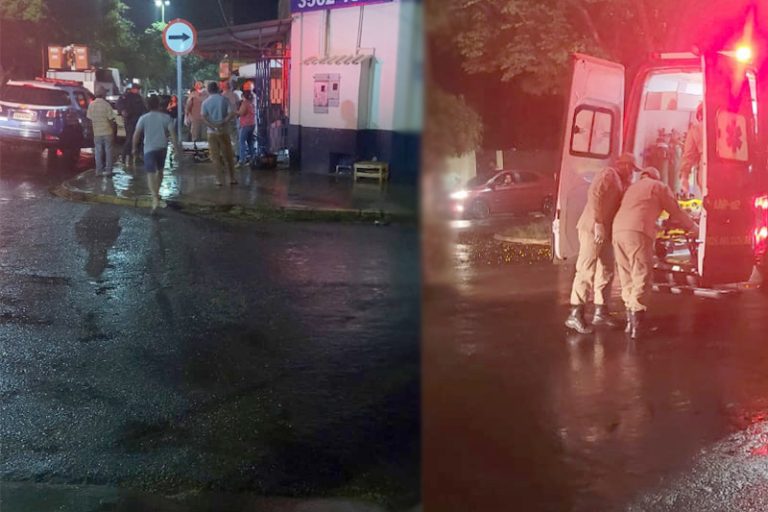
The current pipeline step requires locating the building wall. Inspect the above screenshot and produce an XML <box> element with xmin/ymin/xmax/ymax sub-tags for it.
<box><xmin>288</xmin><ymin>0</ymin><xmax>422</xmax><ymax>182</ymax></box>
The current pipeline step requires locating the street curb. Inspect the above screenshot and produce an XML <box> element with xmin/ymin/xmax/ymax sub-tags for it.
<box><xmin>51</xmin><ymin>171</ymin><xmax>417</xmax><ymax>224</ymax></box>
<box><xmin>493</xmin><ymin>233</ymin><xmax>550</xmax><ymax>245</ymax></box>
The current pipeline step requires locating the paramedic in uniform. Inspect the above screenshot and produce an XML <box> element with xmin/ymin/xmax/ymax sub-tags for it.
<box><xmin>612</xmin><ymin>166</ymin><xmax>698</xmax><ymax>339</ymax></box>
<box><xmin>678</xmin><ymin>103</ymin><xmax>703</xmax><ymax>197</ymax></box>
<box><xmin>565</xmin><ymin>152</ymin><xmax>637</xmax><ymax>334</ymax></box>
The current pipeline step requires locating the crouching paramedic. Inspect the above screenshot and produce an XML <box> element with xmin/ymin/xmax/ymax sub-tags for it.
<box><xmin>565</xmin><ymin>152</ymin><xmax>637</xmax><ymax>334</ymax></box>
<box><xmin>612</xmin><ymin>166</ymin><xmax>698</xmax><ymax>339</ymax></box>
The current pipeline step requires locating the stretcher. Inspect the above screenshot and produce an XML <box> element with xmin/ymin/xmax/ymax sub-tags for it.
<box><xmin>181</xmin><ymin>141</ymin><xmax>210</xmax><ymax>163</ymax></box>
<box><xmin>652</xmin><ymin>198</ymin><xmax>740</xmax><ymax>297</ymax></box>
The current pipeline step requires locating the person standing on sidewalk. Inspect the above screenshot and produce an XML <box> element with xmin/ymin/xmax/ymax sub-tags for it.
<box><xmin>185</xmin><ymin>81</ymin><xmax>207</xmax><ymax>143</ymax></box>
<box><xmin>132</xmin><ymin>95</ymin><xmax>181</xmax><ymax>212</ymax></box>
<box><xmin>118</xmin><ymin>83</ymin><xmax>146</xmax><ymax>166</ymax></box>
<box><xmin>613</xmin><ymin>166</ymin><xmax>698</xmax><ymax>339</ymax></box>
<box><xmin>166</xmin><ymin>94</ymin><xmax>180</xmax><ymax>166</ymax></box>
<box><xmin>220</xmin><ymin>80</ymin><xmax>240</xmax><ymax>159</ymax></box>
<box><xmin>237</xmin><ymin>90</ymin><xmax>256</xmax><ymax>167</ymax></box>
<box><xmin>201</xmin><ymin>81</ymin><xmax>237</xmax><ymax>186</ymax></box>
<box><xmin>87</xmin><ymin>86</ymin><xmax>116</xmax><ymax>176</ymax></box>
<box><xmin>565</xmin><ymin>152</ymin><xmax>637</xmax><ymax>334</ymax></box>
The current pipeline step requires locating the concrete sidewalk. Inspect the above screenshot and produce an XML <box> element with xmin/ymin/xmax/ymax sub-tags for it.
<box><xmin>52</xmin><ymin>159</ymin><xmax>417</xmax><ymax>222</ymax></box>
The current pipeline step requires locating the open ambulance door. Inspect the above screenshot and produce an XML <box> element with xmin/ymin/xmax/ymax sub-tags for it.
<box><xmin>553</xmin><ymin>54</ymin><xmax>625</xmax><ymax>261</ymax></box>
<box><xmin>698</xmin><ymin>52</ymin><xmax>756</xmax><ymax>286</ymax></box>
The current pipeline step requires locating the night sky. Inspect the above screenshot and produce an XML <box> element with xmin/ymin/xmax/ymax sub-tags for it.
<box><xmin>123</xmin><ymin>0</ymin><xmax>280</xmax><ymax>32</ymax></box>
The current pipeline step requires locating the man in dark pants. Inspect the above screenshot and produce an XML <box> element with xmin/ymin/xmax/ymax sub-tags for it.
<box><xmin>118</xmin><ymin>83</ymin><xmax>146</xmax><ymax>166</ymax></box>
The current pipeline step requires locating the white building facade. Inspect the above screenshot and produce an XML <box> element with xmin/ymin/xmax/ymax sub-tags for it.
<box><xmin>288</xmin><ymin>0</ymin><xmax>423</xmax><ymax>182</ymax></box>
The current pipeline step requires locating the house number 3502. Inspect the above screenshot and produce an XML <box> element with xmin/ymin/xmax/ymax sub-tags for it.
<box><xmin>296</xmin><ymin>0</ymin><xmax>338</xmax><ymax>8</ymax></box>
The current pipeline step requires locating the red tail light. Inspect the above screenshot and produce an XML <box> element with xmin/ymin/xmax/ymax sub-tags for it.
<box><xmin>755</xmin><ymin>195</ymin><xmax>768</xmax><ymax>258</ymax></box>
<box><xmin>46</xmin><ymin>110</ymin><xmax>58</xmax><ymax>119</ymax></box>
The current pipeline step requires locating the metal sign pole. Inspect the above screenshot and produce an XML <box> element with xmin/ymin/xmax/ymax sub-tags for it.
<box><xmin>176</xmin><ymin>55</ymin><xmax>182</xmax><ymax>144</ymax></box>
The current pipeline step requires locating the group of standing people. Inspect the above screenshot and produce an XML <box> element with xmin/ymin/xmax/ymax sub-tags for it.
<box><xmin>565</xmin><ymin>153</ymin><xmax>699</xmax><ymax>340</ymax></box>
<box><xmin>85</xmin><ymin>78</ymin><xmax>262</xmax><ymax>211</ymax></box>
<box><xmin>184</xmin><ymin>79</ymin><xmax>259</xmax><ymax>168</ymax></box>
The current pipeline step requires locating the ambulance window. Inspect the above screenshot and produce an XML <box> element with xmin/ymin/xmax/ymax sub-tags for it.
<box><xmin>570</xmin><ymin>106</ymin><xmax>613</xmax><ymax>158</ymax></box>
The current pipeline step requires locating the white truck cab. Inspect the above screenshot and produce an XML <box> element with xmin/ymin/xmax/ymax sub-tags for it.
<box><xmin>553</xmin><ymin>50</ymin><xmax>768</xmax><ymax>289</ymax></box>
<box><xmin>45</xmin><ymin>68</ymin><xmax>123</xmax><ymax>96</ymax></box>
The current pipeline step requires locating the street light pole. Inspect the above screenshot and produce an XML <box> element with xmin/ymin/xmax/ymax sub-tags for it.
<box><xmin>154</xmin><ymin>0</ymin><xmax>170</xmax><ymax>23</ymax></box>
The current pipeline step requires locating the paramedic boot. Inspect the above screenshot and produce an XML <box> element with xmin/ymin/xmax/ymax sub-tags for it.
<box><xmin>592</xmin><ymin>305</ymin><xmax>620</xmax><ymax>329</ymax></box>
<box><xmin>629</xmin><ymin>310</ymin><xmax>646</xmax><ymax>340</ymax></box>
<box><xmin>565</xmin><ymin>305</ymin><xmax>593</xmax><ymax>334</ymax></box>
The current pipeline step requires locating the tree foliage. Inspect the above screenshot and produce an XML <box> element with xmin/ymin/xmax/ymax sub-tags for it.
<box><xmin>424</xmin><ymin>87</ymin><xmax>483</xmax><ymax>159</ymax></box>
<box><xmin>127</xmin><ymin>22</ymin><xmax>216</xmax><ymax>90</ymax></box>
<box><xmin>0</xmin><ymin>1</ymin><xmax>220</xmax><ymax>91</ymax></box>
<box><xmin>427</xmin><ymin>0</ymin><xmax>700</xmax><ymax>95</ymax></box>
<box><xmin>0</xmin><ymin>0</ymin><xmax>45</xmax><ymax>21</ymax></box>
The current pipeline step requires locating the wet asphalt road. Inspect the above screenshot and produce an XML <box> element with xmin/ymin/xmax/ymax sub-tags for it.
<box><xmin>424</xmin><ymin>245</ymin><xmax>768</xmax><ymax>512</ymax></box>
<box><xmin>0</xmin><ymin>151</ymin><xmax>420</xmax><ymax>509</ymax></box>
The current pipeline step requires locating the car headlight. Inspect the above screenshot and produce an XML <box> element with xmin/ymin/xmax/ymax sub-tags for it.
<box><xmin>450</xmin><ymin>190</ymin><xmax>470</xmax><ymax>200</ymax></box>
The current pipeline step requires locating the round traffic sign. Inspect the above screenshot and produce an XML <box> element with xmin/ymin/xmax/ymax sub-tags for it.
<box><xmin>162</xmin><ymin>18</ymin><xmax>197</xmax><ymax>56</ymax></box>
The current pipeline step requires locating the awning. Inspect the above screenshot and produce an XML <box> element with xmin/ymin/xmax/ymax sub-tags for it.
<box><xmin>196</xmin><ymin>18</ymin><xmax>291</xmax><ymax>60</ymax></box>
<box><xmin>302</xmin><ymin>55</ymin><xmax>372</xmax><ymax>65</ymax></box>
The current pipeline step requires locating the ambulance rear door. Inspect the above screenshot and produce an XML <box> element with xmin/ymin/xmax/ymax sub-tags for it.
<box><xmin>553</xmin><ymin>54</ymin><xmax>625</xmax><ymax>260</ymax></box>
<box><xmin>698</xmin><ymin>52</ymin><xmax>756</xmax><ymax>286</ymax></box>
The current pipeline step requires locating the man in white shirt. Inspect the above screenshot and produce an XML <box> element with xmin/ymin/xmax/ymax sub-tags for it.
<box><xmin>87</xmin><ymin>86</ymin><xmax>117</xmax><ymax>176</ymax></box>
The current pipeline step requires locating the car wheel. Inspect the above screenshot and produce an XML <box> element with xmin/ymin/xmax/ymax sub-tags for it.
<box><xmin>541</xmin><ymin>195</ymin><xmax>554</xmax><ymax>215</ymax></box>
<box><xmin>470</xmin><ymin>199</ymin><xmax>490</xmax><ymax>220</ymax></box>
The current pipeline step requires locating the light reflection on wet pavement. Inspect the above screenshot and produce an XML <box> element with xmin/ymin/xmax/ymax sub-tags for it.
<box><xmin>0</xmin><ymin>151</ymin><xmax>420</xmax><ymax>509</ymax></box>
<box><xmin>424</xmin><ymin>250</ymin><xmax>768</xmax><ymax>511</ymax></box>
<box><xmin>63</xmin><ymin>158</ymin><xmax>417</xmax><ymax>215</ymax></box>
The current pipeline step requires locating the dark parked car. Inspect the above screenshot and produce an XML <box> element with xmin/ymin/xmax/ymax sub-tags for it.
<box><xmin>450</xmin><ymin>170</ymin><xmax>555</xmax><ymax>219</ymax></box>
<box><xmin>0</xmin><ymin>78</ymin><xmax>94</xmax><ymax>161</ymax></box>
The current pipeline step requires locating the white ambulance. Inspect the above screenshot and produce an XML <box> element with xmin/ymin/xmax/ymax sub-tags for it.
<box><xmin>552</xmin><ymin>49</ymin><xmax>768</xmax><ymax>290</ymax></box>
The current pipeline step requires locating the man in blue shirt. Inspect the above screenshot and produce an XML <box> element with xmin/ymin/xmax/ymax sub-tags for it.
<box><xmin>202</xmin><ymin>81</ymin><xmax>237</xmax><ymax>186</ymax></box>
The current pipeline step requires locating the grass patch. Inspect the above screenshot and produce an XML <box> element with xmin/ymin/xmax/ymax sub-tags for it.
<box><xmin>495</xmin><ymin>216</ymin><xmax>551</xmax><ymax>243</ymax></box>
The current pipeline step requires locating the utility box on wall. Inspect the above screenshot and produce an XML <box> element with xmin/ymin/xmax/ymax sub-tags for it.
<box><xmin>300</xmin><ymin>55</ymin><xmax>372</xmax><ymax>130</ymax></box>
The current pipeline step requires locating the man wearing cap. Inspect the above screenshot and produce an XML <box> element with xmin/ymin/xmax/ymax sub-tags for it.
<box><xmin>613</xmin><ymin>166</ymin><xmax>699</xmax><ymax>339</ymax></box>
<box><xmin>118</xmin><ymin>82</ymin><xmax>146</xmax><ymax>166</ymax></box>
<box><xmin>565</xmin><ymin>152</ymin><xmax>637</xmax><ymax>334</ymax></box>
<box><xmin>678</xmin><ymin>103</ymin><xmax>703</xmax><ymax>197</ymax></box>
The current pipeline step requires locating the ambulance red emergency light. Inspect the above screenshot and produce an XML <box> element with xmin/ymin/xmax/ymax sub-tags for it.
<box><xmin>552</xmin><ymin>42</ymin><xmax>768</xmax><ymax>288</ymax></box>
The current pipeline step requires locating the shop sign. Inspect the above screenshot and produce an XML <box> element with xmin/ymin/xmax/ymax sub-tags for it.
<box><xmin>292</xmin><ymin>0</ymin><xmax>393</xmax><ymax>14</ymax></box>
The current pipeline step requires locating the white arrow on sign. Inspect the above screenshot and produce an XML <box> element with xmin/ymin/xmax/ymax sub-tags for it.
<box><xmin>162</xmin><ymin>18</ymin><xmax>197</xmax><ymax>56</ymax></box>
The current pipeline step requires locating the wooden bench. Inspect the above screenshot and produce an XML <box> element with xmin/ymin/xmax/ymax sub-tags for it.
<box><xmin>353</xmin><ymin>161</ymin><xmax>389</xmax><ymax>183</ymax></box>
